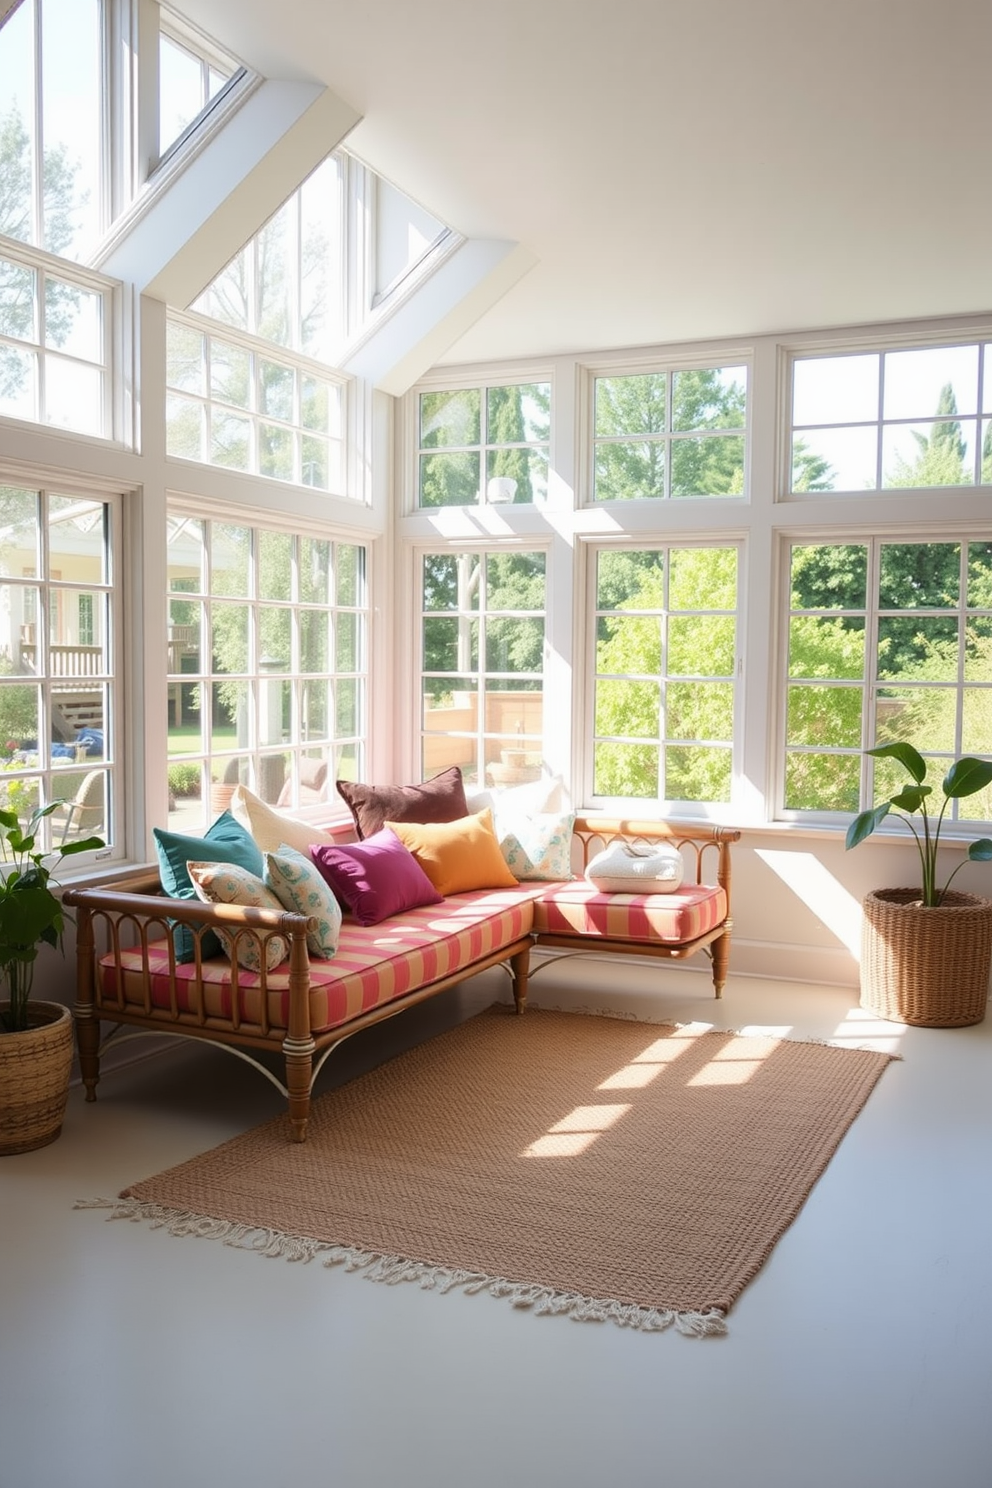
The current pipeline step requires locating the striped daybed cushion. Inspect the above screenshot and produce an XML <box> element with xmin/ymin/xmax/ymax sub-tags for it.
<box><xmin>532</xmin><ymin>881</ymin><xmax>727</xmax><ymax>944</ymax></box>
<box><xmin>97</xmin><ymin>885</ymin><xmax>546</xmax><ymax>1035</ymax></box>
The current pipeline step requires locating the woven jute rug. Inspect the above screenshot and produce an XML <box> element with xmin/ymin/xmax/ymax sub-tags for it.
<box><xmin>79</xmin><ymin>1005</ymin><xmax>894</xmax><ymax>1336</ymax></box>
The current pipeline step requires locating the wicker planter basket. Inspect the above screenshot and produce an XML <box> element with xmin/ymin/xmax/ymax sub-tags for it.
<box><xmin>860</xmin><ymin>889</ymin><xmax>992</xmax><ymax>1027</ymax></box>
<box><xmin>0</xmin><ymin>1001</ymin><xmax>74</xmax><ymax>1155</ymax></box>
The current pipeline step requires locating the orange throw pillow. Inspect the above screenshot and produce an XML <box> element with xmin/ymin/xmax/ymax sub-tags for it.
<box><xmin>385</xmin><ymin>809</ymin><xmax>518</xmax><ymax>896</ymax></box>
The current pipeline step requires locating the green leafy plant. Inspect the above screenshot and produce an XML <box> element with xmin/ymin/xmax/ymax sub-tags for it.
<box><xmin>0</xmin><ymin>803</ymin><xmax>104</xmax><ymax>1033</ymax></box>
<box><xmin>845</xmin><ymin>743</ymin><xmax>992</xmax><ymax>906</ymax></box>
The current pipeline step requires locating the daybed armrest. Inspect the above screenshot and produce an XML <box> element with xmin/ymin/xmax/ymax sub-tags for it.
<box><xmin>64</xmin><ymin>878</ymin><xmax>316</xmax><ymax>1042</ymax></box>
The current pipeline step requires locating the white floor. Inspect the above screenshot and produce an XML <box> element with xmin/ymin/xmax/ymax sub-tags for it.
<box><xmin>2</xmin><ymin>967</ymin><xmax>991</xmax><ymax>1488</ymax></box>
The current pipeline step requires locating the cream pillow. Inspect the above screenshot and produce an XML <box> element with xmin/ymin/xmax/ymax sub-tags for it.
<box><xmin>231</xmin><ymin>785</ymin><xmax>338</xmax><ymax>856</ymax></box>
<box><xmin>187</xmin><ymin>861</ymin><xmax>290</xmax><ymax>972</ymax></box>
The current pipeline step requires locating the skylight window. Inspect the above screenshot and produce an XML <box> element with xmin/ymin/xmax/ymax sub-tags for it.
<box><xmin>158</xmin><ymin>6</ymin><xmax>245</xmax><ymax>163</ymax></box>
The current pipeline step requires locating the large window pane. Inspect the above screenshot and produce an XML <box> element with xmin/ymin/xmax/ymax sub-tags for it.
<box><xmin>782</xmin><ymin>536</ymin><xmax>992</xmax><ymax>823</ymax></box>
<box><xmin>168</xmin><ymin>523</ymin><xmax>368</xmax><ymax>829</ymax></box>
<box><xmin>419</xmin><ymin>550</ymin><xmax>545</xmax><ymax>785</ymax></box>
<box><xmin>417</xmin><ymin>383</ymin><xmax>549</xmax><ymax>508</ymax></box>
<box><xmin>791</xmin><ymin>341</ymin><xmax>992</xmax><ymax>493</ymax></box>
<box><xmin>594</xmin><ymin>366</ymin><xmax>748</xmax><ymax>501</ymax></box>
<box><xmin>592</xmin><ymin>545</ymin><xmax>738</xmax><ymax>806</ymax></box>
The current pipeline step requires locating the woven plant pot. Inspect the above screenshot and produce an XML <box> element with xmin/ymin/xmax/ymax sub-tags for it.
<box><xmin>0</xmin><ymin>1001</ymin><xmax>74</xmax><ymax>1155</ymax></box>
<box><xmin>860</xmin><ymin>889</ymin><xmax>992</xmax><ymax>1027</ymax></box>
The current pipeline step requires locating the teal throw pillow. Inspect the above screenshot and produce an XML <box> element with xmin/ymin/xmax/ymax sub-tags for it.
<box><xmin>153</xmin><ymin>810</ymin><xmax>264</xmax><ymax>962</ymax></box>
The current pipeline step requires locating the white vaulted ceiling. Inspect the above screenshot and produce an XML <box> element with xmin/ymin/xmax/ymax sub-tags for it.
<box><xmin>170</xmin><ymin>0</ymin><xmax>992</xmax><ymax>364</ymax></box>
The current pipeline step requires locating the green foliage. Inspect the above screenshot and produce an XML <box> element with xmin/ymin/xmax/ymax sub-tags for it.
<box><xmin>594</xmin><ymin>369</ymin><xmax>747</xmax><ymax>499</ymax></box>
<box><xmin>167</xmin><ymin>762</ymin><xmax>201</xmax><ymax>798</ymax></box>
<box><xmin>0</xmin><ymin>802</ymin><xmax>104</xmax><ymax>1033</ymax></box>
<box><xmin>885</xmin><ymin>384</ymin><xmax>971</xmax><ymax>489</ymax></box>
<box><xmin>592</xmin><ymin>546</ymin><xmax>737</xmax><ymax>803</ymax></box>
<box><xmin>845</xmin><ymin>743</ymin><xmax>992</xmax><ymax>906</ymax></box>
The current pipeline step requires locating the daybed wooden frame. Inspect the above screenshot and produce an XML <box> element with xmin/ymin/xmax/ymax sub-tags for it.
<box><xmin>63</xmin><ymin>816</ymin><xmax>739</xmax><ymax>1141</ymax></box>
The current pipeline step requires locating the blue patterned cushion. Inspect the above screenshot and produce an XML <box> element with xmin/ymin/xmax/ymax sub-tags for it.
<box><xmin>263</xmin><ymin>844</ymin><xmax>343</xmax><ymax>960</ymax></box>
<box><xmin>497</xmin><ymin>811</ymin><xmax>576</xmax><ymax>882</ymax></box>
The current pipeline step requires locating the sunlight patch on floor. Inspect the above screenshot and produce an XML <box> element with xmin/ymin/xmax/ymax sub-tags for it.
<box><xmin>522</xmin><ymin>1102</ymin><xmax>631</xmax><ymax>1157</ymax></box>
<box><xmin>829</xmin><ymin>1004</ymin><xmax>908</xmax><ymax>1054</ymax></box>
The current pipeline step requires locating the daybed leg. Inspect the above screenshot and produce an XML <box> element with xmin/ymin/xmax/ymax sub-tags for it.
<box><xmin>75</xmin><ymin>1010</ymin><xmax>101</xmax><ymax>1100</ymax></box>
<box><xmin>73</xmin><ymin>903</ymin><xmax>101</xmax><ymax>1100</ymax></box>
<box><xmin>282</xmin><ymin>1036</ymin><xmax>315</xmax><ymax>1142</ymax></box>
<box><xmin>510</xmin><ymin>945</ymin><xmax>531</xmax><ymax>1014</ymax></box>
<box><xmin>711</xmin><ymin>929</ymin><xmax>731</xmax><ymax>999</ymax></box>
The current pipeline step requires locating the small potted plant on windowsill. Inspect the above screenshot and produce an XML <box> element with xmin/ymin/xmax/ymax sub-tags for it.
<box><xmin>845</xmin><ymin>742</ymin><xmax>992</xmax><ymax>1027</ymax></box>
<box><xmin>0</xmin><ymin>802</ymin><xmax>104</xmax><ymax>1154</ymax></box>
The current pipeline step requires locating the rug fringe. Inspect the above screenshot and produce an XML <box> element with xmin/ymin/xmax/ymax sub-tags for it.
<box><xmin>73</xmin><ymin>1197</ymin><xmax>728</xmax><ymax>1337</ymax></box>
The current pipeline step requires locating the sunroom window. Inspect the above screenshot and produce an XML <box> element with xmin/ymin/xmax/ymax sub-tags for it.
<box><xmin>590</xmin><ymin>545</ymin><xmax>739</xmax><ymax>806</ymax></box>
<box><xmin>165</xmin><ymin>315</ymin><xmax>346</xmax><ymax>492</ymax></box>
<box><xmin>593</xmin><ymin>365</ymin><xmax>748</xmax><ymax>500</ymax></box>
<box><xmin>158</xmin><ymin>6</ymin><xmax>244</xmax><ymax>162</ymax></box>
<box><xmin>189</xmin><ymin>154</ymin><xmax>345</xmax><ymax>366</ymax></box>
<box><xmin>0</xmin><ymin>243</ymin><xmax>113</xmax><ymax>436</ymax></box>
<box><xmin>420</xmin><ymin>549</ymin><xmax>546</xmax><ymax>785</ymax></box>
<box><xmin>783</xmin><ymin>536</ymin><xmax>992</xmax><ymax>821</ymax></box>
<box><xmin>0</xmin><ymin>480</ymin><xmax>117</xmax><ymax>854</ymax></box>
<box><xmin>789</xmin><ymin>341</ymin><xmax>992</xmax><ymax>493</ymax></box>
<box><xmin>0</xmin><ymin>0</ymin><xmax>103</xmax><ymax>263</ymax></box>
<box><xmin>417</xmin><ymin>383</ymin><xmax>550</xmax><ymax>507</ymax></box>
<box><xmin>166</xmin><ymin>514</ymin><xmax>368</xmax><ymax>831</ymax></box>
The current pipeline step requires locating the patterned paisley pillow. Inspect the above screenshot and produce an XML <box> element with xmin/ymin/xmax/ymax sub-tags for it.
<box><xmin>263</xmin><ymin>844</ymin><xmax>343</xmax><ymax>960</ymax></box>
<box><xmin>187</xmin><ymin>861</ymin><xmax>290</xmax><ymax>973</ymax></box>
<box><xmin>497</xmin><ymin>810</ymin><xmax>576</xmax><ymax>882</ymax></box>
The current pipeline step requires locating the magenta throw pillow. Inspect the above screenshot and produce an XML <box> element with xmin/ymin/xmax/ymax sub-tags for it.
<box><xmin>310</xmin><ymin>827</ymin><xmax>444</xmax><ymax>926</ymax></box>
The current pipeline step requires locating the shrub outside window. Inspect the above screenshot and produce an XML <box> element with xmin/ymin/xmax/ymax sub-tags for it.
<box><xmin>593</xmin><ymin>365</ymin><xmax>747</xmax><ymax>500</ymax></box>
<box><xmin>418</xmin><ymin>383</ymin><xmax>550</xmax><ymax>507</ymax></box>
<box><xmin>420</xmin><ymin>550</ymin><xmax>545</xmax><ymax>784</ymax></box>
<box><xmin>166</xmin><ymin>514</ymin><xmax>367</xmax><ymax>829</ymax></box>
<box><xmin>789</xmin><ymin>342</ymin><xmax>992</xmax><ymax>493</ymax></box>
<box><xmin>591</xmin><ymin>545</ymin><xmax>739</xmax><ymax>805</ymax></box>
<box><xmin>783</xmin><ymin>537</ymin><xmax>992</xmax><ymax>820</ymax></box>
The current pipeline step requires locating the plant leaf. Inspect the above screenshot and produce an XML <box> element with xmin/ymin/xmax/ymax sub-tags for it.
<box><xmin>58</xmin><ymin>836</ymin><xmax>104</xmax><ymax>857</ymax></box>
<box><xmin>868</xmin><ymin>741</ymin><xmax>926</xmax><ymax>783</ymax></box>
<box><xmin>967</xmin><ymin>839</ymin><xmax>992</xmax><ymax>861</ymax></box>
<box><xmin>943</xmin><ymin>757</ymin><xmax>992</xmax><ymax>799</ymax></box>
<box><xmin>890</xmin><ymin>785</ymin><xmax>931</xmax><ymax>813</ymax></box>
<box><xmin>846</xmin><ymin>803</ymin><xmax>891</xmax><ymax>849</ymax></box>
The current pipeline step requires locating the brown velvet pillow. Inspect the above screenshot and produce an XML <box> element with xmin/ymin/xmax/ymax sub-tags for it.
<box><xmin>336</xmin><ymin>766</ymin><xmax>469</xmax><ymax>841</ymax></box>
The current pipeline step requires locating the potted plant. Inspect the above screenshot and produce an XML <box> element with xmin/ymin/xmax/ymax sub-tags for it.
<box><xmin>0</xmin><ymin>801</ymin><xmax>104</xmax><ymax>1153</ymax></box>
<box><xmin>845</xmin><ymin>743</ymin><xmax>992</xmax><ymax>1027</ymax></box>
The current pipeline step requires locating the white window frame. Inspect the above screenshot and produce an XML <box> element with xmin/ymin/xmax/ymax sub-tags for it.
<box><xmin>156</xmin><ymin>2</ymin><xmax>247</xmax><ymax>170</ymax></box>
<box><xmin>165</xmin><ymin>310</ymin><xmax>351</xmax><ymax>497</ymax></box>
<box><xmin>586</xmin><ymin>354</ymin><xmax>751</xmax><ymax>506</ymax></box>
<box><xmin>784</xmin><ymin>329</ymin><xmax>992</xmax><ymax>500</ymax></box>
<box><xmin>582</xmin><ymin>537</ymin><xmax>743</xmax><ymax>816</ymax></box>
<box><xmin>415</xmin><ymin>542</ymin><xmax>550</xmax><ymax>788</ymax></box>
<box><xmin>165</xmin><ymin>504</ymin><xmax>371</xmax><ymax>831</ymax></box>
<box><xmin>0</xmin><ymin>238</ymin><xmax>118</xmax><ymax>442</ymax></box>
<box><xmin>775</xmin><ymin>524</ymin><xmax>992</xmax><ymax>827</ymax></box>
<box><xmin>0</xmin><ymin>460</ymin><xmax>124</xmax><ymax>864</ymax></box>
